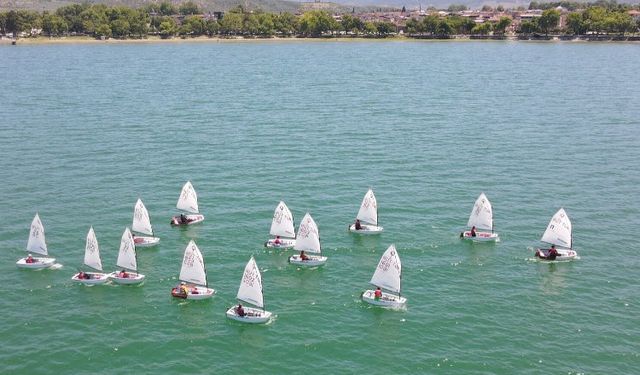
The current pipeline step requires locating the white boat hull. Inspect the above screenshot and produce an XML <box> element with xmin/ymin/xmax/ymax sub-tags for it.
<box><xmin>225</xmin><ymin>306</ymin><xmax>272</xmax><ymax>324</ymax></box>
<box><xmin>108</xmin><ymin>272</ymin><xmax>145</xmax><ymax>285</ymax></box>
<box><xmin>71</xmin><ymin>272</ymin><xmax>110</xmax><ymax>285</ymax></box>
<box><xmin>348</xmin><ymin>224</ymin><xmax>383</xmax><ymax>234</ymax></box>
<box><xmin>535</xmin><ymin>248</ymin><xmax>578</xmax><ymax>262</ymax></box>
<box><xmin>361</xmin><ymin>289</ymin><xmax>407</xmax><ymax>308</ymax></box>
<box><xmin>461</xmin><ymin>230</ymin><xmax>499</xmax><ymax>242</ymax></box>
<box><xmin>171</xmin><ymin>286</ymin><xmax>215</xmax><ymax>300</ymax></box>
<box><xmin>134</xmin><ymin>236</ymin><xmax>160</xmax><ymax>247</ymax></box>
<box><xmin>264</xmin><ymin>238</ymin><xmax>296</xmax><ymax>249</ymax></box>
<box><xmin>16</xmin><ymin>257</ymin><xmax>56</xmax><ymax>269</ymax></box>
<box><xmin>171</xmin><ymin>214</ymin><xmax>204</xmax><ymax>226</ymax></box>
<box><xmin>289</xmin><ymin>254</ymin><xmax>327</xmax><ymax>267</ymax></box>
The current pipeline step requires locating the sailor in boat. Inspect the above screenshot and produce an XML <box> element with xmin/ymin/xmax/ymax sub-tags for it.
<box><xmin>274</xmin><ymin>236</ymin><xmax>282</xmax><ymax>246</ymax></box>
<box><xmin>235</xmin><ymin>304</ymin><xmax>246</xmax><ymax>317</ymax></box>
<box><xmin>355</xmin><ymin>219</ymin><xmax>362</xmax><ymax>230</ymax></box>
<box><xmin>374</xmin><ymin>287</ymin><xmax>382</xmax><ymax>300</ymax></box>
<box><xmin>131</xmin><ymin>232</ymin><xmax>143</xmax><ymax>245</ymax></box>
<box><xmin>537</xmin><ymin>245</ymin><xmax>559</xmax><ymax>260</ymax></box>
<box><xmin>119</xmin><ymin>269</ymin><xmax>129</xmax><ymax>278</ymax></box>
<box><xmin>470</xmin><ymin>226</ymin><xmax>477</xmax><ymax>237</ymax></box>
<box><xmin>299</xmin><ymin>251</ymin><xmax>309</xmax><ymax>261</ymax></box>
<box><xmin>25</xmin><ymin>254</ymin><xmax>36</xmax><ymax>264</ymax></box>
<box><xmin>77</xmin><ymin>271</ymin><xmax>91</xmax><ymax>280</ymax></box>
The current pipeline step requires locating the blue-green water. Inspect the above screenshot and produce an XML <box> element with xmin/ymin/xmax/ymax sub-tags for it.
<box><xmin>1</xmin><ymin>41</ymin><xmax>639</xmax><ymax>374</ymax></box>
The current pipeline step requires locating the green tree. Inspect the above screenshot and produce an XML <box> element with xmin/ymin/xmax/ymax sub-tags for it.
<box><xmin>538</xmin><ymin>9</ymin><xmax>560</xmax><ymax>34</ymax></box>
<box><xmin>376</xmin><ymin>21</ymin><xmax>396</xmax><ymax>35</ymax></box>
<box><xmin>494</xmin><ymin>16</ymin><xmax>512</xmax><ymax>34</ymax></box>
<box><xmin>298</xmin><ymin>10</ymin><xmax>338</xmax><ymax>37</ymax></box>
<box><xmin>95</xmin><ymin>23</ymin><xmax>112</xmax><ymax>38</ymax></box>
<box><xmin>179</xmin><ymin>1</ymin><xmax>200</xmax><ymax>16</ymax></box>
<box><xmin>205</xmin><ymin>19</ymin><xmax>219</xmax><ymax>36</ymax></box>
<box><xmin>437</xmin><ymin>19</ymin><xmax>453</xmax><ymax>35</ymax></box>
<box><xmin>583</xmin><ymin>6</ymin><xmax>607</xmax><ymax>34</ymax></box>
<box><xmin>219</xmin><ymin>12</ymin><xmax>243</xmax><ymax>35</ymax></box>
<box><xmin>181</xmin><ymin>15</ymin><xmax>205</xmax><ymax>35</ymax></box>
<box><xmin>565</xmin><ymin>12</ymin><xmax>586</xmax><ymax>34</ymax></box>
<box><xmin>110</xmin><ymin>18</ymin><xmax>130</xmax><ymax>38</ymax></box>
<box><xmin>159</xmin><ymin>1</ymin><xmax>177</xmax><ymax>16</ymax></box>
<box><xmin>274</xmin><ymin>12</ymin><xmax>297</xmax><ymax>35</ymax></box>
<box><xmin>56</xmin><ymin>4</ymin><xmax>89</xmax><ymax>33</ymax></box>
<box><xmin>422</xmin><ymin>14</ymin><xmax>439</xmax><ymax>34</ymax></box>
<box><xmin>472</xmin><ymin>22</ymin><xmax>492</xmax><ymax>35</ymax></box>
<box><xmin>363</xmin><ymin>21</ymin><xmax>377</xmax><ymax>35</ymax></box>
<box><xmin>405</xmin><ymin>18</ymin><xmax>422</xmax><ymax>34</ymax></box>
<box><xmin>159</xmin><ymin>19</ymin><xmax>177</xmax><ymax>38</ymax></box>
<box><xmin>519</xmin><ymin>19</ymin><xmax>538</xmax><ymax>33</ymax></box>
<box><xmin>496</xmin><ymin>5</ymin><xmax>505</xmax><ymax>12</ymax></box>
<box><xmin>481</xmin><ymin>5</ymin><xmax>494</xmax><ymax>11</ymax></box>
<box><xmin>42</xmin><ymin>13</ymin><xmax>68</xmax><ymax>36</ymax></box>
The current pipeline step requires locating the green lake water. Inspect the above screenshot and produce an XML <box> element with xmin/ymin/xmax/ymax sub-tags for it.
<box><xmin>1</xmin><ymin>40</ymin><xmax>639</xmax><ymax>374</ymax></box>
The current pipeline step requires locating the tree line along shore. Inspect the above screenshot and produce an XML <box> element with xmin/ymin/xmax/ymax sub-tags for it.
<box><xmin>1</xmin><ymin>1</ymin><xmax>639</xmax><ymax>41</ymax></box>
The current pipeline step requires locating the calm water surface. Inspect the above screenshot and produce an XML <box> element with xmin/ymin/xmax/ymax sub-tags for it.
<box><xmin>1</xmin><ymin>40</ymin><xmax>639</xmax><ymax>374</ymax></box>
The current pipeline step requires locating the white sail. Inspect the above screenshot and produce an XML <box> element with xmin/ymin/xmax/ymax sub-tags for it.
<box><xmin>269</xmin><ymin>201</ymin><xmax>295</xmax><ymax>238</ymax></box>
<box><xmin>83</xmin><ymin>227</ymin><xmax>103</xmax><ymax>271</ymax></box>
<box><xmin>132</xmin><ymin>199</ymin><xmax>154</xmax><ymax>236</ymax></box>
<box><xmin>116</xmin><ymin>228</ymin><xmax>137</xmax><ymax>271</ymax></box>
<box><xmin>370</xmin><ymin>244</ymin><xmax>402</xmax><ymax>294</ymax></box>
<box><xmin>541</xmin><ymin>208</ymin><xmax>572</xmax><ymax>248</ymax></box>
<box><xmin>356</xmin><ymin>189</ymin><xmax>378</xmax><ymax>226</ymax></box>
<box><xmin>176</xmin><ymin>181</ymin><xmax>199</xmax><ymax>214</ymax></box>
<box><xmin>467</xmin><ymin>193</ymin><xmax>493</xmax><ymax>231</ymax></box>
<box><xmin>293</xmin><ymin>213</ymin><xmax>321</xmax><ymax>254</ymax></box>
<box><xmin>236</xmin><ymin>256</ymin><xmax>264</xmax><ymax>308</ymax></box>
<box><xmin>26</xmin><ymin>213</ymin><xmax>48</xmax><ymax>256</ymax></box>
<box><xmin>179</xmin><ymin>240</ymin><xmax>208</xmax><ymax>286</ymax></box>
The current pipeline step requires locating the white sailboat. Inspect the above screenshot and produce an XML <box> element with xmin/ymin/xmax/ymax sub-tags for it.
<box><xmin>289</xmin><ymin>213</ymin><xmax>327</xmax><ymax>267</ymax></box>
<box><xmin>362</xmin><ymin>244</ymin><xmax>407</xmax><ymax>308</ymax></box>
<box><xmin>460</xmin><ymin>193</ymin><xmax>500</xmax><ymax>242</ymax></box>
<box><xmin>171</xmin><ymin>240</ymin><xmax>215</xmax><ymax>300</ymax></box>
<box><xmin>132</xmin><ymin>199</ymin><xmax>160</xmax><ymax>247</ymax></box>
<box><xmin>226</xmin><ymin>256</ymin><xmax>272</xmax><ymax>324</ymax></box>
<box><xmin>16</xmin><ymin>213</ymin><xmax>57</xmax><ymax>269</ymax></box>
<box><xmin>71</xmin><ymin>227</ymin><xmax>109</xmax><ymax>284</ymax></box>
<box><xmin>264</xmin><ymin>201</ymin><xmax>296</xmax><ymax>248</ymax></box>
<box><xmin>349</xmin><ymin>189</ymin><xmax>383</xmax><ymax>234</ymax></box>
<box><xmin>171</xmin><ymin>181</ymin><xmax>204</xmax><ymax>226</ymax></box>
<box><xmin>535</xmin><ymin>208</ymin><xmax>578</xmax><ymax>261</ymax></box>
<box><xmin>109</xmin><ymin>228</ymin><xmax>145</xmax><ymax>284</ymax></box>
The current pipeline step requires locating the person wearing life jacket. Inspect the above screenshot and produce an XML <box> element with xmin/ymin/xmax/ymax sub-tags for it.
<box><xmin>180</xmin><ymin>282</ymin><xmax>189</xmax><ymax>296</ymax></box>
<box><xmin>355</xmin><ymin>219</ymin><xmax>362</xmax><ymax>230</ymax></box>
<box><xmin>180</xmin><ymin>214</ymin><xmax>188</xmax><ymax>224</ymax></box>
<box><xmin>26</xmin><ymin>254</ymin><xmax>35</xmax><ymax>263</ymax></box>
<box><xmin>547</xmin><ymin>245</ymin><xmax>559</xmax><ymax>260</ymax></box>
<box><xmin>274</xmin><ymin>236</ymin><xmax>282</xmax><ymax>246</ymax></box>
<box><xmin>236</xmin><ymin>304</ymin><xmax>246</xmax><ymax>317</ymax></box>
<box><xmin>470</xmin><ymin>226</ymin><xmax>477</xmax><ymax>237</ymax></box>
<box><xmin>119</xmin><ymin>269</ymin><xmax>129</xmax><ymax>278</ymax></box>
<box><xmin>374</xmin><ymin>287</ymin><xmax>382</xmax><ymax>300</ymax></box>
<box><xmin>300</xmin><ymin>251</ymin><xmax>309</xmax><ymax>261</ymax></box>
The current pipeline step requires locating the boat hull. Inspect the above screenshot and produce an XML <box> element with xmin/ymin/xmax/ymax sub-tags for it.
<box><xmin>348</xmin><ymin>224</ymin><xmax>383</xmax><ymax>234</ymax></box>
<box><xmin>225</xmin><ymin>306</ymin><xmax>272</xmax><ymax>324</ymax></box>
<box><xmin>264</xmin><ymin>238</ymin><xmax>296</xmax><ymax>249</ymax></box>
<box><xmin>71</xmin><ymin>272</ymin><xmax>110</xmax><ymax>285</ymax></box>
<box><xmin>461</xmin><ymin>230</ymin><xmax>499</xmax><ymax>242</ymax></box>
<box><xmin>361</xmin><ymin>289</ymin><xmax>407</xmax><ymax>308</ymax></box>
<box><xmin>109</xmin><ymin>272</ymin><xmax>145</xmax><ymax>285</ymax></box>
<box><xmin>171</xmin><ymin>214</ymin><xmax>204</xmax><ymax>226</ymax></box>
<box><xmin>289</xmin><ymin>254</ymin><xmax>327</xmax><ymax>267</ymax></box>
<box><xmin>171</xmin><ymin>286</ymin><xmax>215</xmax><ymax>300</ymax></box>
<box><xmin>535</xmin><ymin>248</ymin><xmax>578</xmax><ymax>262</ymax></box>
<box><xmin>16</xmin><ymin>257</ymin><xmax>56</xmax><ymax>269</ymax></box>
<box><xmin>134</xmin><ymin>236</ymin><xmax>160</xmax><ymax>247</ymax></box>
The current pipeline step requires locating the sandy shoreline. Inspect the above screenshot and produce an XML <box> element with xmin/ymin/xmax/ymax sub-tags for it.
<box><xmin>2</xmin><ymin>35</ymin><xmax>638</xmax><ymax>45</ymax></box>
